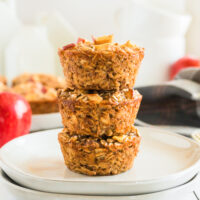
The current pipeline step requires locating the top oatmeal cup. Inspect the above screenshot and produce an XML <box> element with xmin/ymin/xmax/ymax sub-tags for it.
<box><xmin>58</xmin><ymin>35</ymin><xmax>144</xmax><ymax>90</ymax></box>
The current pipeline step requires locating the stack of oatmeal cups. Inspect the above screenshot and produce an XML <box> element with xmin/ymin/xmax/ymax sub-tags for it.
<box><xmin>57</xmin><ymin>35</ymin><xmax>144</xmax><ymax>176</ymax></box>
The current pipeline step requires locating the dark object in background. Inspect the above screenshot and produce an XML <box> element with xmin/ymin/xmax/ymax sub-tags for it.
<box><xmin>136</xmin><ymin>68</ymin><xmax>200</xmax><ymax>128</ymax></box>
<box><xmin>137</xmin><ymin>85</ymin><xmax>200</xmax><ymax>127</ymax></box>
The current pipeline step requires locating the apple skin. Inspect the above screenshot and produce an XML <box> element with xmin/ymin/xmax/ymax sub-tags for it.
<box><xmin>0</xmin><ymin>92</ymin><xmax>32</xmax><ymax>147</ymax></box>
<box><xmin>169</xmin><ymin>56</ymin><xmax>200</xmax><ymax>80</ymax></box>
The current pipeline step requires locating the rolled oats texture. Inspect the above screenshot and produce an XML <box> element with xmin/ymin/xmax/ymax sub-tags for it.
<box><xmin>58</xmin><ymin>36</ymin><xmax>144</xmax><ymax>90</ymax></box>
<box><xmin>58</xmin><ymin>127</ymin><xmax>141</xmax><ymax>176</ymax></box>
<box><xmin>58</xmin><ymin>89</ymin><xmax>142</xmax><ymax>137</ymax></box>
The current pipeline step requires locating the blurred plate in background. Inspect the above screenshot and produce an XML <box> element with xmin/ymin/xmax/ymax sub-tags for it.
<box><xmin>30</xmin><ymin>113</ymin><xmax>62</xmax><ymax>132</ymax></box>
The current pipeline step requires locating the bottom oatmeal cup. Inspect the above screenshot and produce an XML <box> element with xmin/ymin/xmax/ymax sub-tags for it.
<box><xmin>58</xmin><ymin>127</ymin><xmax>141</xmax><ymax>176</ymax></box>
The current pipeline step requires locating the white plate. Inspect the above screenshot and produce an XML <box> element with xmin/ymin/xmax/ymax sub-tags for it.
<box><xmin>30</xmin><ymin>113</ymin><xmax>63</xmax><ymax>132</ymax></box>
<box><xmin>135</xmin><ymin>119</ymin><xmax>200</xmax><ymax>136</ymax></box>
<box><xmin>0</xmin><ymin>169</ymin><xmax>199</xmax><ymax>200</ymax></box>
<box><xmin>0</xmin><ymin>127</ymin><xmax>200</xmax><ymax>195</ymax></box>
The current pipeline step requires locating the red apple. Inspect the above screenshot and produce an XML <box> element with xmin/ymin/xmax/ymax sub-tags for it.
<box><xmin>77</xmin><ymin>37</ymin><xmax>85</xmax><ymax>43</ymax></box>
<box><xmin>0</xmin><ymin>92</ymin><xmax>32</xmax><ymax>147</ymax></box>
<box><xmin>62</xmin><ymin>43</ymin><xmax>75</xmax><ymax>50</ymax></box>
<box><xmin>169</xmin><ymin>56</ymin><xmax>200</xmax><ymax>80</ymax></box>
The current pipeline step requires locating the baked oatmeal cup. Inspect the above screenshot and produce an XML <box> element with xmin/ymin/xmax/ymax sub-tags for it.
<box><xmin>0</xmin><ymin>76</ymin><xmax>6</xmax><ymax>85</ymax></box>
<box><xmin>58</xmin><ymin>89</ymin><xmax>142</xmax><ymax>137</ymax></box>
<box><xmin>58</xmin><ymin>35</ymin><xmax>144</xmax><ymax>90</ymax></box>
<box><xmin>12</xmin><ymin>73</ymin><xmax>65</xmax><ymax>89</ymax></box>
<box><xmin>12</xmin><ymin>82</ymin><xmax>58</xmax><ymax>114</ymax></box>
<box><xmin>0</xmin><ymin>82</ymin><xmax>9</xmax><ymax>92</ymax></box>
<box><xmin>58</xmin><ymin>127</ymin><xmax>141</xmax><ymax>176</ymax></box>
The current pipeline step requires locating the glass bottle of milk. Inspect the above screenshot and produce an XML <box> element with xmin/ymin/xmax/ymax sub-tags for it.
<box><xmin>0</xmin><ymin>0</ymin><xmax>20</xmax><ymax>75</ymax></box>
<box><xmin>5</xmin><ymin>25</ymin><xmax>56</xmax><ymax>82</ymax></box>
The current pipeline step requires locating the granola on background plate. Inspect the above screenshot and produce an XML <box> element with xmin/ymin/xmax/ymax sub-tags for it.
<box><xmin>12</xmin><ymin>82</ymin><xmax>58</xmax><ymax>114</ymax></box>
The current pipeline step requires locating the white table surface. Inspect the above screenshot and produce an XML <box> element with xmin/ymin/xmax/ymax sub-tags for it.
<box><xmin>1</xmin><ymin>181</ymin><xmax>200</xmax><ymax>200</ymax></box>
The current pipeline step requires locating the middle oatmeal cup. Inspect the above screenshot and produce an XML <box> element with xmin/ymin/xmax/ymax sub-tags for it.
<box><xmin>58</xmin><ymin>88</ymin><xmax>142</xmax><ymax>137</ymax></box>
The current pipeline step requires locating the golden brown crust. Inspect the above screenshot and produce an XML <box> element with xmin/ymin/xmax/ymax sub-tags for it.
<box><xmin>12</xmin><ymin>82</ymin><xmax>57</xmax><ymax>102</ymax></box>
<box><xmin>58</xmin><ymin>36</ymin><xmax>144</xmax><ymax>90</ymax></box>
<box><xmin>58</xmin><ymin>89</ymin><xmax>142</xmax><ymax>137</ymax></box>
<box><xmin>57</xmin><ymin>35</ymin><xmax>143</xmax><ymax>176</ymax></box>
<box><xmin>12</xmin><ymin>82</ymin><xmax>58</xmax><ymax>114</ymax></box>
<box><xmin>12</xmin><ymin>73</ymin><xmax>65</xmax><ymax>89</ymax></box>
<box><xmin>0</xmin><ymin>76</ymin><xmax>6</xmax><ymax>85</ymax></box>
<box><xmin>12</xmin><ymin>73</ymin><xmax>64</xmax><ymax>114</ymax></box>
<box><xmin>58</xmin><ymin>127</ymin><xmax>141</xmax><ymax>176</ymax></box>
<box><xmin>30</xmin><ymin>101</ymin><xmax>58</xmax><ymax>114</ymax></box>
<box><xmin>0</xmin><ymin>83</ymin><xmax>10</xmax><ymax>92</ymax></box>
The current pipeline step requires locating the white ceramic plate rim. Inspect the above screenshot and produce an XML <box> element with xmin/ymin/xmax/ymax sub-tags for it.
<box><xmin>30</xmin><ymin>112</ymin><xmax>63</xmax><ymax>132</ymax></box>
<box><xmin>32</xmin><ymin>112</ymin><xmax>59</xmax><ymax>117</ymax></box>
<box><xmin>1</xmin><ymin>127</ymin><xmax>200</xmax><ymax>184</ymax></box>
<box><xmin>0</xmin><ymin>169</ymin><xmax>199</xmax><ymax>198</ymax></box>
